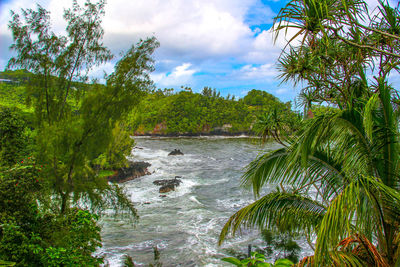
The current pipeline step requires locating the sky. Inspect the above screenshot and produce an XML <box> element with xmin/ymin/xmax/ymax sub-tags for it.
<box><xmin>0</xmin><ymin>0</ymin><xmax>392</xmax><ymax>104</ymax></box>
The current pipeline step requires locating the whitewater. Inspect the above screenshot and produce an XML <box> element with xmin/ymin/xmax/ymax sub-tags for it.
<box><xmin>98</xmin><ymin>137</ymin><xmax>309</xmax><ymax>266</ymax></box>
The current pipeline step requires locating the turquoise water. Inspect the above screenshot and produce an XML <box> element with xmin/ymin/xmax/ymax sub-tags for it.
<box><xmin>98</xmin><ymin>137</ymin><xmax>308</xmax><ymax>266</ymax></box>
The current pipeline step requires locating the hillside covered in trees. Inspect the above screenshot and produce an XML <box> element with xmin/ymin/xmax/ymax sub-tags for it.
<box><xmin>129</xmin><ymin>87</ymin><xmax>299</xmax><ymax>136</ymax></box>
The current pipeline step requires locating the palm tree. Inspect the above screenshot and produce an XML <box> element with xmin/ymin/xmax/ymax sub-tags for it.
<box><xmin>220</xmin><ymin>79</ymin><xmax>400</xmax><ymax>266</ymax></box>
<box><xmin>253</xmin><ymin>108</ymin><xmax>288</xmax><ymax>146</ymax></box>
<box><xmin>219</xmin><ymin>0</ymin><xmax>400</xmax><ymax>266</ymax></box>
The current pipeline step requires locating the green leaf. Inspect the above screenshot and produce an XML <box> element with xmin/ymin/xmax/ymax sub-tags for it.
<box><xmin>0</xmin><ymin>259</ymin><xmax>16</xmax><ymax>266</ymax></box>
<box><xmin>221</xmin><ymin>257</ymin><xmax>244</xmax><ymax>266</ymax></box>
<box><xmin>274</xmin><ymin>258</ymin><xmax>294</xmax><ymax>266</ymax></box>
<box><xmin>363</xmin><ymin>94</ymin><xmax>379</xmax><ymax>141</ymax></box>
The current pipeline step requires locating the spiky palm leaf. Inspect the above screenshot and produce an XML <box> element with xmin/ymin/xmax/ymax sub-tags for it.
<box><xmin>220</xmin><ymin>81</ymin><xmax>400</xmax><ymax>265</ymax></box>
<box><xmin>218</xmin><ymin>191</ymin><xmax>326</xmax><ymax>246</ymax></box>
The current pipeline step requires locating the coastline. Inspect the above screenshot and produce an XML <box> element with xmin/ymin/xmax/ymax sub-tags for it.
<box><xmin>132</xmin><ymin>130</ymin><xmax>258</xmax><ymax>139</ymax></box>
<box><xmin>132</xmin><ymin>133</ymin><xmax>257</xmax><ymax>139</ymax></box>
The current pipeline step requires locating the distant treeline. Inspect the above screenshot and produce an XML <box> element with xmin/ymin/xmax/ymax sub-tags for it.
<box><xmin>128</xmin><ymin>87</ymin><xmax>299</xmax><ymax>136</ymax></box>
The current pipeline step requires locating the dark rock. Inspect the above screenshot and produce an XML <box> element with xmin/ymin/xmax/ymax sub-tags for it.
<box><xmin>153</xmin><ymin>178</ymin><xmax>182</xmax><ymax>187</ymax></box>
<box><xmin>153</xmin><ymin>178</ymin><xmax>182</xmax><ymax>193</ymax></box>
<box><xmin>159</xmin><ymin>195</ymin><xmax>167</xmax><ymax>198</ymax></box>
<box><xmin>175</xmin><ymin>176</ymin><xmax>182</xmax><ymax>178</ymax></box>
<box><xmin>107</xmin><ymin>161</ymin><xmax>151</xmax><ymax>183</ymax></box>
<box><xmin>168</xmin><ymin>149</ymin><xmax>184</xmax><ymax>156</ymax></box>
<box><xmin>144</xmin><ymin>202</ymin><xmax>151</xmax><ymax>205</ymax></box>
<box><xmin>159</xmin><ymin>184</ymin><xmax>176</xmax><ymax>193</ymax></box>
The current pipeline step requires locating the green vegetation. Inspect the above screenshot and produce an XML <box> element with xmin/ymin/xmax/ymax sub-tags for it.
<box><xmin>220</xmin><ymin>0</ymin><xmax>400</xmax><ymax>266</ymax></box>
<box><xmin>0</xmin><ymin>107</ymin><xmax>33</xmax><ymax>167</ymax></box>
<box><xmin>130</xmin><ymin>88</ymin><xmax>299</xmax><ymax>135</ymax></box>
<box><xmin>258</xmin><ymin>230</ymin><xmax>301</xmax><ymax>263</ymax></box>
<box><xmin>0</xmin><ymin>83</ymin><xmax>33</xmax><ymax>113</ymax></box>
<box><xmin>222</xmin><ymin>252</ymin><xmax>294</xmax><ymax>267</ymax></box>
<box><xmin>0</xmin><ymin>159</ymin><xmax>103</xmax><ymax>266</ymax></box>
<box><xmin>5</xmin><ymin>0</ymin><xmax>399</xmax><ymax>265</ymax></box>
<box><xmin>0</xmin><ymin>0</ymin><xmax>158</xmax><ymax>265</ymax></box>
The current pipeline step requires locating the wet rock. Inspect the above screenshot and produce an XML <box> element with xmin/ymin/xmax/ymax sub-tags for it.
<box><xmin>153</xmin><ymin>178</ymin><xmax>182</xmax><ymax>193</ymax></box>
<box><xmin>159</xmin><ymin>195</ymin><xmax>167</xmax><ymax>198</ymax></box>
<box><xmin>107</xmin><ymin>161</ymin><xmax>151</xmax><ymax>183</ymax></box>
<box><xmin>153</xmin><ymin>178</ymin><xmax>182</xmax><ymax>187</ymax></box>
<box><xmin>168</xmin><ymin>149</ymin><xmax>184</xmax><ymax>156</ymax></box>
<box><xmin>159</xmin><ymin>184</ymin><xmax>176</xmax><ymax>193</ymax></box>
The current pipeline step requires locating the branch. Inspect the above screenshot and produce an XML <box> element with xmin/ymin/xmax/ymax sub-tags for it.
<box><xmin>354</xmin><ymin>21</ymin><xmax>400</xmax><ymax>41</ymax></box>
<box><xmin>331</xmin><ymin>29</ymin><xmax>400</xmax><ymax>59</ymax></box>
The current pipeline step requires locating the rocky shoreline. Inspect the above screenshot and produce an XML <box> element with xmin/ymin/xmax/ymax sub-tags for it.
<box><xmin>107</xmin><ymin>161</ymin><xmax>151</xmax><ymax>183</ymax></box>
<box><xmin>107</xmin><ymin>150</ymin><xmax>185</xmax><ymax>194</ymax></box>
<box><xmin>133</xmin><ymin>132</ymin><xmax>255</xmax><ymax>138</ymax></box>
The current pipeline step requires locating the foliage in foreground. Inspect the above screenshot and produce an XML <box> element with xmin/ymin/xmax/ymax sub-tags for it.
<box><xmin>0</xmin><ymin>107</ymin><xmax>33</xmax><ymax>167</ymax></box>
<box><xmin>0</xmin><ymin>161</ymin><xmax>102</xmax><ymax>266</ymax></box>
<box><xmin>220</xmin><ymin>0</ymin><xmax>400</xmax><ymax>266</ymax></box>
<box><xmin>1</xmin><ymin>0</ymin><xmax>158</xmax><ymax>265</ymax></box>
<box><xmin>6</xmin><ymin>0</ymin><xmax>158</xmax><ymax>216</ymax></box>
<box><xmin>222</xmin><ymin>252</ymin><xmax>294</xmax><ymax>267</ymax></box>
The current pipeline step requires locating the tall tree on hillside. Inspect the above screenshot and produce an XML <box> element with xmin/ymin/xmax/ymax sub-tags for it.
<box><xmin>219</xmin><ymin>0</ymin><xmax>400</xmax><ymax>266</ymax></box>
<box><xmin>7</xmin><ymin>0</ymin><xmax>159</xmax><ymax>215</ymax></box>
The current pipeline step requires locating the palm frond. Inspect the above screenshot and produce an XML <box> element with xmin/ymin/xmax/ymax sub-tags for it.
<box><xmin>314</xmin><ymin>175</ymin><xmax>400</xmax><ymax>265</ymax></box>
<box><xmin>218</xmin><ymin>191</ymin><xmax>326</xmax><ymax>245</ymax></box>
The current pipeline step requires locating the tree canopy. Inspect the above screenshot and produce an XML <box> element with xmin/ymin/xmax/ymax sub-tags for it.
<box><xmin>129</xmin><ymin>88</ymin><xmax>299</xmax><ymax>136</ymax></box>
<box><xmin>1</xmin><ymin>1</ymin><xmax>158</xmax><ymax>265</ymax></box>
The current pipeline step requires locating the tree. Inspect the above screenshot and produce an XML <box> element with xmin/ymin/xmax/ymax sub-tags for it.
<box><xmin>0</xmin><ymin>160</ymin><xmax>103</xmax><ymax>266</ymax></box>
<box><xmin>219</xmin><ymin>1</ymin><xmax>400</xmax><ymax>266</ymax></box>
<box><xmin>7</xmin><ymin>0</ymin><xmax>159</xmax><ymax>216</ymax></box>
<box><xmin>0</xmin><ymin>107</ymin><xmax>31</xmax><ymax>167</ymax></box>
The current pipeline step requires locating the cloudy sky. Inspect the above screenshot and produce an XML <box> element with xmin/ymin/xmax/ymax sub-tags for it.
<box><xmin>0</xmin><ymin>0</ymin><xmax>388</xmax><ymax>103</ymax></box>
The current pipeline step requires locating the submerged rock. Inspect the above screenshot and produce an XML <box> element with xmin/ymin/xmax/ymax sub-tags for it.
<box><xmin>168</xmin><ymin>149</ymin><xmax>184</xmax><ymax>156</ymax></box>
<box><xmin>107</xmin><ymin>161</ymin><xmax>151</xmax><ymax>183</ymax></box>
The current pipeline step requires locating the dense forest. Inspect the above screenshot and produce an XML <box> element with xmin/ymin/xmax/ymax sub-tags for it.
<box><xmin>129</xmin><ymin>87</ymin><xmax>299</xmax><ymax>136</ymax></box>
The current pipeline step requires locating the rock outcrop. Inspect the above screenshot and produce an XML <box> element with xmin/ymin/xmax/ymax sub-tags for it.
<box><xmin>153</xmin><ymin>177</ymin><xmax>182</xmax><ymax>193</ymax></box>
<box><xmin>168</xmin><ymin>149</ymin><xmax>184</xmax><ymax>156</ymax></box>
<box><xmin>108</xmin><ymin>161</ymin><xmax>151</xmax><ymax>183</ymax></box>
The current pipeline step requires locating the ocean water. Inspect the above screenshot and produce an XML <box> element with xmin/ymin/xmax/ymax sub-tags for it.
<box><xmin>98</xmin><ymin>137</ymin><xmax>309</xmax><ymax>266</ymax></box>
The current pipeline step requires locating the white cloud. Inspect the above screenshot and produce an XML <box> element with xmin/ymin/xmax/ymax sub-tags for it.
<box><xmin>87</xmin><ymin>61</ymin><xmax>115</xmax><ymax>83</ymax></box>
<box><xmin>245</xmin><ymin>29</ymin><xmax>280</xmax><ymax>63</ymax></box>
<box><xmin>101</xmin><ymin>0</ymin><xmax>258</xmax><ymax>60</ymax></box>
<box><xmin>234</xmin><ymin>63</ymin><xmax>278</xmax><ymax>80</ymax></box>
<box><xmin>0</xmin><ymin>0</ymin><xmax>278</xmax><ymax>65</ymax></box>
<box><xmin>152</xmin><ymin>62</ymin><xmax>197</xmax><ymax>87</ymax></box>
<box><xmin>0</xmin><ymin>0</ymin><xmax>294</xmax><ymax>99</ymax></box>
